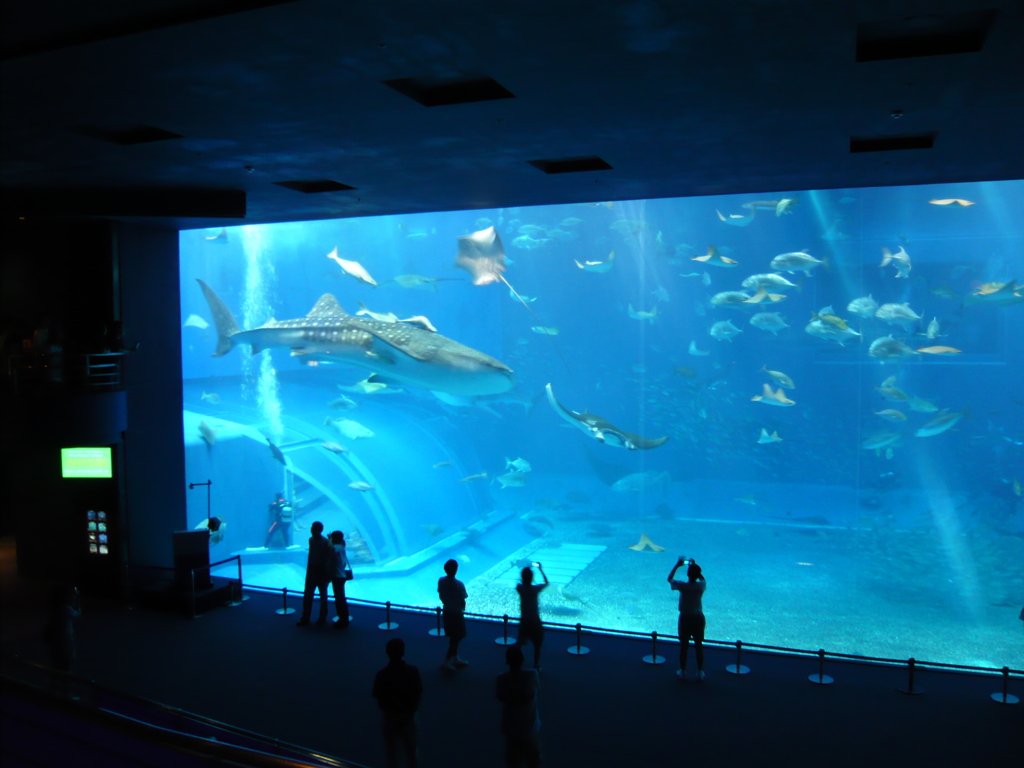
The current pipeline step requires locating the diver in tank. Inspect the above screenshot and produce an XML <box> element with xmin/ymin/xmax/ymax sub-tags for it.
<box><xmin>668</xmin><ymin>557</ymin><xmax>707</xmax><ymax>681</ymax></box>
<box><xmin>438</xmin><ymin>558</ymin><xmax>469</xmax><ymax>671</ymax></box>
<box><xmin>515</xmin><ymin>563</ymin><xmax>549</xmax><ymax>671</ymax></box>
<box><xmin>265</xmin><ymin>492</ymin><xmax>300</xmax><ymax>548</ymax></box>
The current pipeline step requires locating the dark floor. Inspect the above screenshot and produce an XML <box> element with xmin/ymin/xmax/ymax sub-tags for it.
<box><xmin>2</xmin><ymin>548</ymin><xmax>1021</xmax><ymax>767</ymax></box>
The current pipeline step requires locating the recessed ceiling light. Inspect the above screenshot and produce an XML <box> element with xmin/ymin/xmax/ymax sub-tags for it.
<box><xmin>273</xmin><ymin>180</ymin><xmax>357</xmax><ymax>193</ymax></box>
<box><xmin>850</xmin><ymin>133</ymin><xmax>937</xmax><ymax>153</ymax></box>
<box><xmin>383</xmin><ymin>76</ymin><xmax>515</xmax><ymax>107</ymax></box>
<box><xmin>68</xmin><ymin>124</ymin><xmax>184</xmax><ymax>146</ymax></box>
<box><xmin>856</xmin><ymin>10</ymin><xmax>998</xmax><ymax>62</ymax></box>
<box><xmin>527</xmin><ymin>157</ymin><xmax>614</xmax><ymax>174</ymax></box>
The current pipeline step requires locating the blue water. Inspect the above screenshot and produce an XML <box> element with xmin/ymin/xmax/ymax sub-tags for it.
<box><xmin>180</xmin><ymin>181</ymin><xmax>1024</xmax><ymax>668</ymax></box>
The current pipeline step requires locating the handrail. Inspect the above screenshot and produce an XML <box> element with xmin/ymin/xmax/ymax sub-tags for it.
<box><xmin>131</xmin><ymin>554</ymin><xmax>241</xmax><ymax>573</ymax></box>
<box><xmin>130</xmin><ymin>555</ymin><xmax>244</xmax><ymax>617</ymax></box>
<box><xmin>1</xmin><ymin>654</ymin><xmax>367</xmax><ymax>768</ymax></box>
<box><xmin>239</xmin><ymin>583</ymin><xmax>1024</xmax><ymax>678</ymax></box>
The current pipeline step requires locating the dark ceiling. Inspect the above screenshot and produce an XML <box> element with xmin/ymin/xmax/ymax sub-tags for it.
<box><xmin>2</xmin><ymin>0</ymin><xmax>1023</xmax><ymax>229</ymax></box>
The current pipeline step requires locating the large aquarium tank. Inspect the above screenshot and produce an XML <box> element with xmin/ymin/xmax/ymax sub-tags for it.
<box><xmin>179</xmin><ymin>180</ymin><xmax>1023</xmax><ymax>668</ymax></box>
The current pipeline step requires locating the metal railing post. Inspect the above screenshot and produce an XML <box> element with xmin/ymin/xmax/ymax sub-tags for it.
<box><xmin>726</xmin><ymin>640</ymin><xmax>750</xmax><ymax>675</ymax></box>
<box><xmin>378</xmin><ymin>600</ymin><xmax>399</xmax><ymax>630</ymax></box>
<box><xmin>567</xmin><ymin>622</ymin><xmax>589</xmax><ymax>656</ymax></box>
<box><xmin>898</xmin><ymin>657</ymin><xmax>923</xmax><ymax>695</ymax></box>
<box><xmin>642</xmin><ymin>631</ymin><xmax>665</xmax><ymax>665</ymax></box>
<box><xmin>429</xmin><ymin>606</ymin><xmax>445</xmax><ymax>637</ymax></box>
<box><xmin>275</xmin><ymin>587</ymin><xmax>295</xmax><ymax>615</ymax></box>
<box><xmin>809</xmin><ymin>648</ymin><xmax>834</xmax><ymax>685</ymax></box>
<box><xmin>495</xmin><ymin>614</ymin><xmax>515</xmax><ymax>645</ymax></box>
<box><xmin>990</xmin><ymin>666</ymin><xmax>1019</xmax><ymax>705</ymax></box>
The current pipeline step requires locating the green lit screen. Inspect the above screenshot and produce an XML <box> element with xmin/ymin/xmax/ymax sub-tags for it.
<box><xmin>61</xmin><ymin>447</ymin><xmax>112</xmax><ymax>478</ymax></box>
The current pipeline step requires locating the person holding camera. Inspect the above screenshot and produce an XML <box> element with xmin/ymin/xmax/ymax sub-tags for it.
<box><xmin>668</xmin><ymin>556</ymin><xmax>707</xmax><ymax>681</ymax></box>
<box><xmin>515</xmin><ymin>562</ymin><xmax>549</xmax><ymax>671</ymax></box>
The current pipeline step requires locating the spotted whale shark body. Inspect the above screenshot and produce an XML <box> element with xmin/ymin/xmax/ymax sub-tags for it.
<box><xmin>197</xmin><ymin>279</ymin><xmax>514</xmax><ymax>397</ymax></box>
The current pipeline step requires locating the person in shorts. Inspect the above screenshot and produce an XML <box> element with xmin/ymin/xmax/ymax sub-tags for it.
<box><xmin>668</xmin><ymin>556</ymin><xmax>707</xmax><ymax>681</ymax></box>
<box><xmin>438</xmin><ymin>558</ymin><xmax>469</xmax><ymax>670</ymax></box>
<box><xmin>515</xmin><ymin>563</ymin><xmax>549</xmax><ymax>671</ymax></box>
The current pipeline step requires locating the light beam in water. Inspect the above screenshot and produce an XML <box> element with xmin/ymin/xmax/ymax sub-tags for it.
<box><xmin>240</xmin><ymin>225</ymin><xmax>284</xmax><ymax>443</ymax></box>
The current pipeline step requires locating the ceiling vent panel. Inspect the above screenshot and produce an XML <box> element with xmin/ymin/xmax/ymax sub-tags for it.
<box><xmin>527</xmin><ymin>156</ymin><xmax>614</xmax><ymax>174</ymax></box>
<box><xmin>850</xmin><ymin>133</ymin><xmax>937</xmax><ymax>153</ymax></box>
<box><xmin>382</xmin><ymin>76</ymin><xmax>515</xmax><ymax>107</ymax></box>
<box><xmin>273</xmin><ymin>180</ymin><xmax>356</xmax><ymax>193</ymax></box>
<box><xmin>856</xmin><ymin>10</ymin><xmax>997</xmax><ymax>62</ymax></box>
<box><xmin>69</xmin><ymin>124</ymin><xmax>184</xmax><ymax>146</ymax></box>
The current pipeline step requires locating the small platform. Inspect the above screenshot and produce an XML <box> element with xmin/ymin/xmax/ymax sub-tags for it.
<box><xmin>489</xmin><ymin>543</ymin><xmax>607</xmax><ymax>587</ymax></box>
<box><xmin>135</xmin><ymin>576</ymin><xmax>238</xmax><ymax>617</ymax></box>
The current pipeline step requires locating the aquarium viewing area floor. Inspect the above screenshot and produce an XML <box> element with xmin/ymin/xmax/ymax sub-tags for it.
<box><xmin>2</xmin><ymin>553</ymin><xmax>1020</xmax><ymax>768</ymax></box>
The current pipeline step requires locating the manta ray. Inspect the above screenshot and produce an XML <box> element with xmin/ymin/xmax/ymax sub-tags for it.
<box><xmin>545</xmin><ymin>383</ymin><xmax>668</xmax><ymax>450</ymax></box>
<box><xmin>197</xmin><ymin>280</ymin><xmax>514</xmax><ymax>397</ymax></box>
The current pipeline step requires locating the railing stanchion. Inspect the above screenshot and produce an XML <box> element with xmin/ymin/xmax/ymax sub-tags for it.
<box><xmin>275</xmin><ymin>587</ymin><xmax>295</xmax><ymax>616</ymax></box>
<box><xmin>990</xmin><ymin>666</ymin><xmax>1019</xmax><ymax>705</ymax></box>
<box><xmin>237</xmin><ymin>556</ymin><xmax>249</xmax><ymax>602</ymax></box>
<box><xmin>429</xmin><ymin>606</ymin><xmax>445</xmax><ymax>637</ymax></box>
<box><xmin>227</xmin><ymin>557</ymin><xmax>243</xmax><ymax>607</ymax></box>
<box><xmin>378</xmin><ymin>600</ymin><xmax>399</xmax><ymax>630</ymax></box>
<box><xmin>809</xmin><ymin>648</ymin><xmax>834</xmax><ymax>685</ymax></box>
<box><xmin>898</xmin><ymin>657</ymin><xmax>923</xmax><ymax>695</ymax></box>
<box><xmin>642</xmin><ymin>631</ymin><xmax>665</xmax><ymax>665</ymax></box>
<box><xmin>495</xmin><ymin>614</ymin><xmax>515</xmax><ymax>645</ymax></box>
<box><xmin>567</xmin><ymin>623</ymin><xmax>589</xmax><ymax>656</ymax></box>
<box><xmin>726</xmin><ymin>640</ymin><xmax>750</xmax><ymax>675</ymax></box>
<box><xmin>190</xmin><ymin>569</ymin><xmax>198</xmax><ymax>619</ymax></box>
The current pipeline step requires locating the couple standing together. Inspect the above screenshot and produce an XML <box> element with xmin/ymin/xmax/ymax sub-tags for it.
<box><xmin>297</xmin><ymin>521</ymin><xmax>352</xmax><ymax>627</ymax></box>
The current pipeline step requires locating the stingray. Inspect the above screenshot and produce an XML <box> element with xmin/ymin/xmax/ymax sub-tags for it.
<box><xmin>456</xmin><ymin>226</ymin><xmax>571</xmax><ymax>373</ymax></box>
<box><xmin>558</xmin><ymin>585</ymin><xmax>604</xmax><ymax>615</ymax></box>
<box><xmin>716</xmin><ymin>209</ymin><xmax>756</xmax><ymax>227</ymax></box>
<box><xmin>383</xmin><ymin>274</ymin><xmax>462</xmax><ymax>290</ymax></box>
<box><xmin>628</xmin><ymin>533</ymin><xmax>665</xmax><ymax>552</ymax></box>
<box><xmin>545</xmin><ymin>384</ymin><xmax>668</xmax><ymax>450</ymax></box>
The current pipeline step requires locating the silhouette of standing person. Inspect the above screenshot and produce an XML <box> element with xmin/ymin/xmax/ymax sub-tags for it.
<box><xmin>668</xmin><ymin>557</ymin><xmax>707</xmax><ymax>681</ymax></box>
<box><xmin>515</xmin><ymin>563</ymin><xmax>549</xmax><ymax>671</ymax></box>
<box><xmin>438</xmin><ymin>558</ymin><xmax>469</xmax><ymax>671</ymax></box>
<box><xmin>45</xmin><ymin>584</ymin><xmax>80</xmax><ymax>697</ymax></box>
<box><xmin>329</xmin><ymin>531</ymin><xmax>352</xmax><ymax>628</ymax></box>
<box><xmin>372</xmin><ymin>638</ymin><xmax>423</xmax><ymax>768</ymax></box>
<box><xmin>296</xmin><ymin>521</ymin><xmax>332</xmax><ymax>626</ymax></box>
<box><xmin>496</xmin><ymin>645</ymin><xmax>541</xmax><ymax>768</ymax></box>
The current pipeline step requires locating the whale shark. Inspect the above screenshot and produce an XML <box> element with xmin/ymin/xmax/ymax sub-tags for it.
<box><xmin>197</xmin><ymin>279</ymin><xmax>514</xmax><ymax>397</ymax></box>
<box><xmin>545</xmin><ymin>383</ymin><xmax>668</xmax><ymax>450</ymax></box>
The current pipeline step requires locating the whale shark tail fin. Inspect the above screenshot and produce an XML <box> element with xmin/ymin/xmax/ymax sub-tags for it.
<box><xmin>196</xmin><ymin>279</ymin><xmax>240</xmax><ymax>357</ymax></box>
